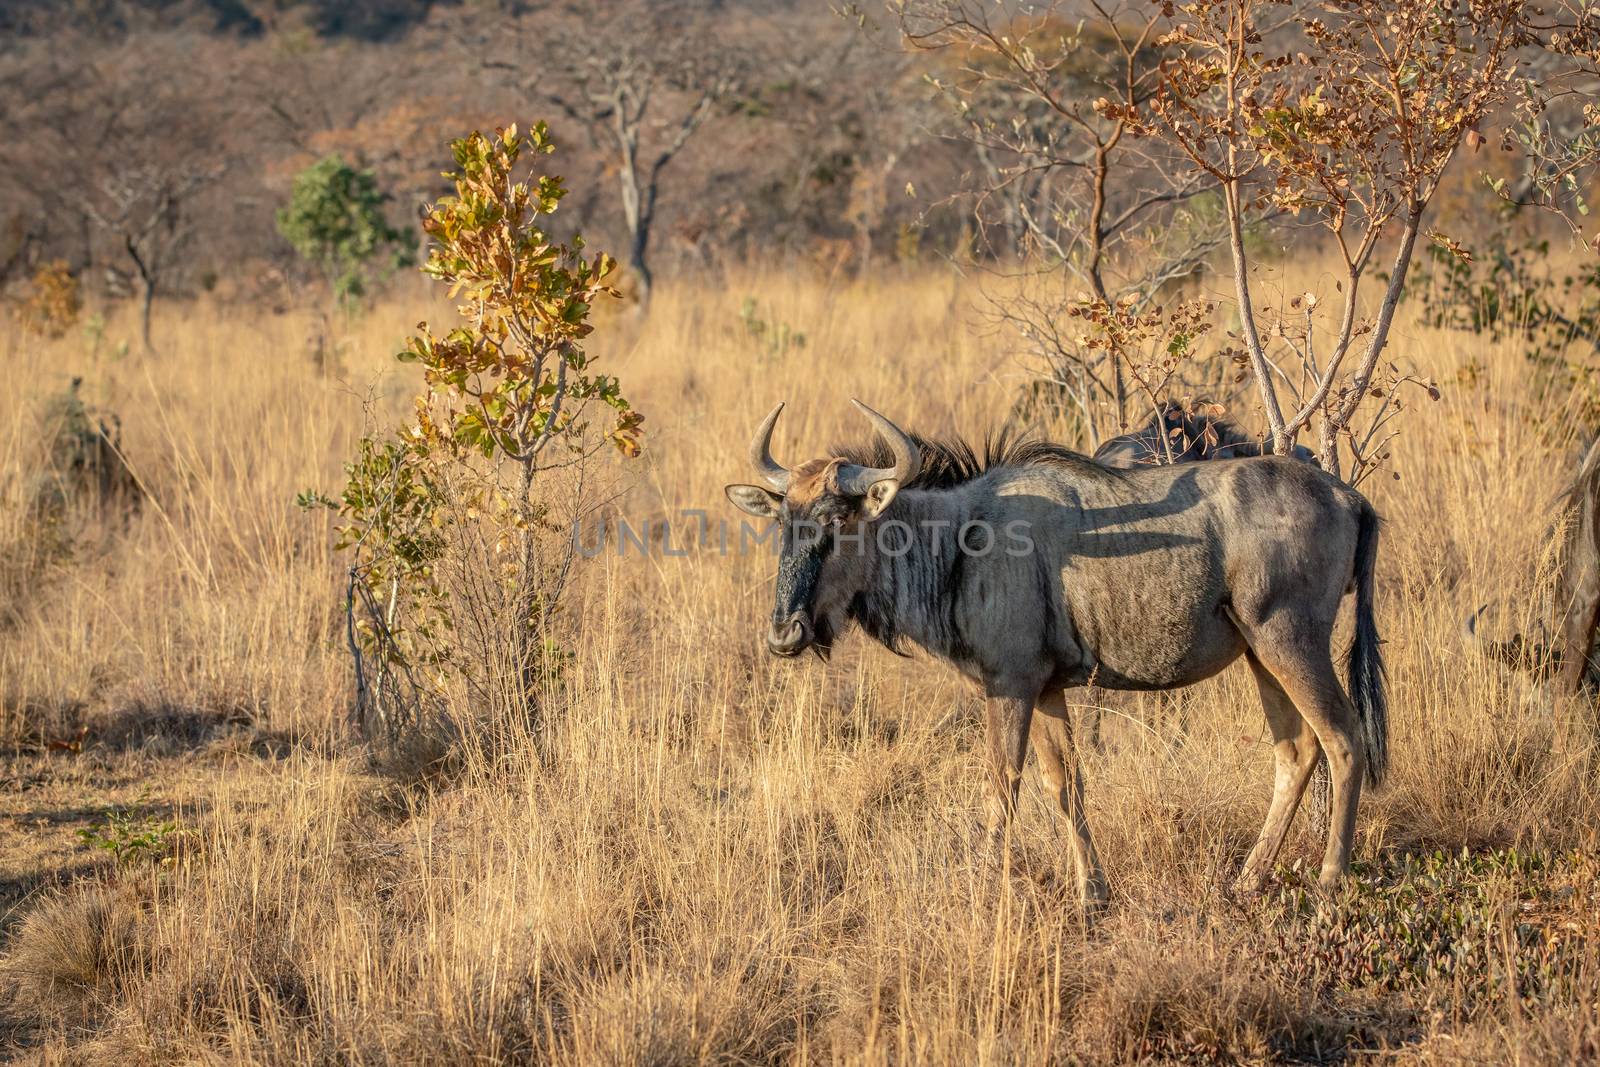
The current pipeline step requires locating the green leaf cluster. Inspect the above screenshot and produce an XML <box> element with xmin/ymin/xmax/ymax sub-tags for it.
<box><xmin>76</xmin><ymin>791</ymin><xmax>189</xmax><ymax>867</ymax></box>
<box><xmin>401</xmin><ymin>122</ymin><xmax>642</xmax><ymax>462</ymax></box>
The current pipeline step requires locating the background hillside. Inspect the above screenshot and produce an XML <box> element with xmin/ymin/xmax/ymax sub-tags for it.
<box><xmin>1</xmin><ymin>0</ymin><xmax>965</xmax><ymax>308</ymax></box>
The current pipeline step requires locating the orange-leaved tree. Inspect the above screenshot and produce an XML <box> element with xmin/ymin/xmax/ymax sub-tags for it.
<box><xmin>334</xmin><ymin>122</ymin><xmax>641</xmax><ymax>762</ymax></box>
<box><xmin>1143</xmin><ymin>0</ymin><xmax>1523</xmax><ymax>481</ymax></box>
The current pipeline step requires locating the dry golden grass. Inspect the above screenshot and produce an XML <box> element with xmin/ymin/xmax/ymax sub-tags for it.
<box><xmin>2</xmin><ymin>267</ymin><xmax>1599</xmax><ymax>1063</ymax></box>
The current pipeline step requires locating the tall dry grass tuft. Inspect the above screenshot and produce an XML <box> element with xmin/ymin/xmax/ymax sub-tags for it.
<box><xmin>1</xmin><ymin>265</ymin><xmax>1598</xmax><ymax>1062</ymax></box>
<box><xmin>3</xmin><ymin>882</ymin><xmax>147</xmax><ymax>1028</ymax></box>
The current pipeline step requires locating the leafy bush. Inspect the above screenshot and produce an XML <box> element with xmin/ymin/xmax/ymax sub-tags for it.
<box><xmin>276</xmin><ymin>154</ymin><xmax>415</xmax><ymax>306</ymax></box>
<box><xmin>1410</xmin><ymin>220</ymin><xmax>1600</xmax><ymax>365</ymax></box>
<box><xmin>1409</xmin><ymin>213</ymin><xmax>1600</xmax><ymax>430</ymax></box>
<box><xmin>332</xmin><ymin>123</ymin><xmax>640</xmax><ymax>770</ymax></box>
<box><xmin>1</xmin><ymin>379</ymin><xmax>140</xmax><ymax>628</ymax></box>
<box><xmin>25</xmin><ymin>378</ymin><xmax>140</xmax><ymax>525</ymax></box>
<box><xmin>76</xmin><ymin>792</ymin><xmax>188</xmax><ymax>867</ymax></box>
<box><xmin>739</xmin><ymin>296</ymin><xmax>806</xmax><ymax>362</ymax></box>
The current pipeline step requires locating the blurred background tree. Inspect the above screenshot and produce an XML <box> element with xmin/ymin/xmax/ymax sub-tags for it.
<box><xmin>276</xmin><ymin>153</ymin><xmax>416</xmax><ymax>308</ymax></box>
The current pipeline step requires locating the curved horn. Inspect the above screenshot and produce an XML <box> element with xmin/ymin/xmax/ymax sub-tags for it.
<box><xmin>1462</xmin><ymin>602</ymin><xmax>1489</xmax><ymax>644</ymax></box>
<box><xmin>748</xmin><ymin>402</ymin><xmax>791</xmax><ymax>492</ymax></box>
<box><xmin>838</xmin><ymin>399</ymin><xmax>922</xmax><ymax>495</ymax></box>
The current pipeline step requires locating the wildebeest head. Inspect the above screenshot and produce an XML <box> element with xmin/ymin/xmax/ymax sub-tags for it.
<box><xmin>724</xmin><ymin>400</ymin><xmax>921</xmax><ymax>657</ymax></box>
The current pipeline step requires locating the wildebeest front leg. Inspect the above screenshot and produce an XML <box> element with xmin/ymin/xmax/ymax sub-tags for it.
<box><xmin>1236</xmin><ymin>654</ymin><xmax>1323</xmax><ymax>894</ymax></box>
<box><xmin>1032</xmin><ymin>689</ymin><xmax>1108</xmax><ymax>911</ymax></box>
<box><xmin>982</xmin><ymin>691</ymin><xmax>1035</xmax><ymax>843</ymax></box>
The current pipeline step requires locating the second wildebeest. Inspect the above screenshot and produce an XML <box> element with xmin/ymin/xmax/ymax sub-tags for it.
<box><xmin>1091</xmin><ymin>401</ymin><xmax>1317</xmax><ymax>469</ymax></box>
<box><xmin>1465</xmin><ymin>435</ymin><xmax>1600</xmax><ymax>692</ymax></box>
<box><xmin>725</xmin><ymin>400</ymin><xmax>1387</xmax><ymax>912</ymax></box>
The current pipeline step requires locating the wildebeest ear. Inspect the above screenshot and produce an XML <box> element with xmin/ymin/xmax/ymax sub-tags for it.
<box><xmin>725</xmin><ymin>483</ymin><xmax>782</xmax><ymax>518</ymax></box>
<box><xmin>861</xmin><ymin>478</ymin><xmax>900</xmax><ymax>519</ymax></box>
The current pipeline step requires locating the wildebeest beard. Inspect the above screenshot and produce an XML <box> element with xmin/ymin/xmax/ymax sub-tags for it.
<box><xmin>810</xmin><ymin>615</ymin><xmax>838</xmax><ymax>659</ymax></box>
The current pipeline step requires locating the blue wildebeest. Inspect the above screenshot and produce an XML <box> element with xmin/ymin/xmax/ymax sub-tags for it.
<box><xmin>1560</xmin><ymin>438</ymin><xmax>1600</xmax><ymax>692</ymax></box>
<box><xmin>725</xmin><ymin>400</ymin><xmax>1387</xmax><ymax>911</ymax></box>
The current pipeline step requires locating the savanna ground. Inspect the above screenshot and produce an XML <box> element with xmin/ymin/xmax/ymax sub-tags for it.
<box><xmin>3</xmin><ymin>264</ymin><xmax>1600</xmax><ymax>1064</ymax></box>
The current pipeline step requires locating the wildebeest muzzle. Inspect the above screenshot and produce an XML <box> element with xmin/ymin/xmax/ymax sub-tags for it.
<box><xmin>768</xmin><ymin>523</ymin><xmax>826</xmax><ymax>656</ymax></box>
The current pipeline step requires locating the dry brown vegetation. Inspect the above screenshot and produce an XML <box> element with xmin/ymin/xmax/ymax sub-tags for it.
<box><xmin>3</xmin><ymin>264</ymin><xmax>1600</xmax><ymax>1063</ymax></box>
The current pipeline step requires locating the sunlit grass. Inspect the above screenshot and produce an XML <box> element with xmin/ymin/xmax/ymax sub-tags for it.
<box><xmin>1</xmin><ymin>265</ymin><xmax>1597</xmax><ymax>1063</ymax></box>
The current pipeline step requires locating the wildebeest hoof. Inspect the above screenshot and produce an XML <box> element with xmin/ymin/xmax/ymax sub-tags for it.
<box><xmin>1231</xmin><ymin>870</ymin><xmax>1270</xmax><ymax>901</ymax></box>
<box><xmin>1079</xmin><ymin>880</ymin><xmax>1111</xmax><ymax>925</ymax></box>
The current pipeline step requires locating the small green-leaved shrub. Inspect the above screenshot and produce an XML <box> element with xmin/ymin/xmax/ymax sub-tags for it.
<box><xmin>328</xmin><ymin>123</ymin><xmax>641</xmax><ymax>773</ymax></box>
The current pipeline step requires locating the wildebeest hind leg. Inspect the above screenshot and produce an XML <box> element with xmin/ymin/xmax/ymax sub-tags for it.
<box><xmin>1245</xmin><ymin>640</ymin><xmax>1366</xmax><ymax>890</ymax></box>
<box><xmin>1235</xmin><ymin>653</ymin><xmax>1322</xmax><ymax>894</ymax></box>
<box><xmin>1032</xmin><ymin>689</ymin><xmax>1108</xmax><ymax>911</ymax></box>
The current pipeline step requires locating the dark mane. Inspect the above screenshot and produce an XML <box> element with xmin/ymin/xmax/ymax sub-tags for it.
<box><xmin>830</xmin><ymin>426</ymin><xmax>1111</xmax><ymax>490</ymax></box>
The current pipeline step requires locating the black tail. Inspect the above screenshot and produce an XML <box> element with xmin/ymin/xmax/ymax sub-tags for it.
<box><xmin>1348</xmin><ymin>500</ymin><xmax>1388</xmax><ymax>788</ymax></box>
